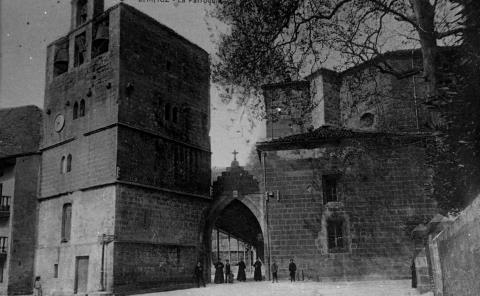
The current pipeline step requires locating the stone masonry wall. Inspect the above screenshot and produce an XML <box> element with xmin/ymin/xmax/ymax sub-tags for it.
<box><xmin>118</xmin><ymin>4</ymin><xmax>210</xmax><ymax>150</ymax></box>
<box><xmin>117</xmin><ymin>128</ymin><xmax>210</xmax><ymax>197</ymax></box>
<box><xmin>113</xmin><ymin>184</ymin><xmax>210</xmax><ymax>292</ymax></box>
<box><xmin>263</xmin><ymin>139</ymin><xmax>437</xmax><ymax>280</ymax></box>
<box><xmin>263</xmin><ymin>82</ymin><xmax>311</xmax><ymax>139</ymax></box>
<box><xmin>35</xmin><ymin>186</ymin><xmax>116</xmax><ymax>296</ymax></box>
<box><xmin>434</xmin><ymin>195</ymin><xmax>480</xmax><ymax>296</ymax></box>
<box><xmin>41</xmin><ymin>127</ymin><xmax>117</xmax><ymax>198</ymax></box>
<box><xmin>340</xmin><ymin>57</ymin><xmax>431</xmax><ymax>133</ymax></box>
<box><xmin>8</xmin><ymin>155</ymin><xmax>40</xmax><ymax>295</ymax></box>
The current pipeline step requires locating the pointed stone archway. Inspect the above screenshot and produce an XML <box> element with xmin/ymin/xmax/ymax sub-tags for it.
<box><xmin>203</xmin><ymin>157</ymin><xmax>267</xmax><ymax>281</ymax></box>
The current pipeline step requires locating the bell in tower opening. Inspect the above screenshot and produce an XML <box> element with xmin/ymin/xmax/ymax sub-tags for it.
<box><xmin>92</xmin><ymin>18</ymin><xmax>109</xmax><ymax>58</ymax></box>
<box><xmin>53</xmin><ymin>39</ymin><xmax>69</xmax><ymax>76</ymax></box>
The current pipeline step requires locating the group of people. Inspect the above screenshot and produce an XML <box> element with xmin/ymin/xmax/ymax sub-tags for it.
<box><xmin>271</xmin><ymin>258</ymin><xmax>297</xmax><ymax>283</ymax></box>
<box><xmin>213</xmin><ymin>258</ymin><xmax>250</xmax><ymax>284</ymax></box>
<box><xmin>194</xmin><ymin>258</ymin><xmax>298</xmax><ymax>287</ymax></box>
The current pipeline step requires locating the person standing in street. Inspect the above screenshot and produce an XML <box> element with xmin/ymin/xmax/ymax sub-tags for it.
<box><xmin>194</xmin><ymin>261</ymin><xmax>206</xmax><ymax>287</ymax></box>
<box><xmin>33</xmin><ymin>276</ymin><xmax>42</xmax><ymax>296</ymax></box>
<box><xmin>253</xmin><ymin>258</ymin><xmax>263</xmax><ymax>281</ymax></box>
<box><xmin>288</xmin><ymin>258</ymin><xmax>297</xmax><ymax>282</ymax></box>
<box><xmin>214</xmin><ymin>260</ymin><xmax>225</xmax><ymax>284</ymax></box>
<box><xmin>225</xmin><ymin>259</ymin><xmax>233</xmax><ymax>283</ymax></box>
<box><xmin>236</xmin><ymin>259</ymin><xmax>247</xmax><ymax>282</ymax></box>
<box><xmin>271</xmin><ymin>259</ymin><xmax>279</xmax><ymax>283</ymax></box>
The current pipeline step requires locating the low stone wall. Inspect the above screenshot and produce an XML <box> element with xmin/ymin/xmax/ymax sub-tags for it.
<box><xmin>433</xmin><ymin>195</ymin><xmax>480</xmax><ymax>296</ymax></box>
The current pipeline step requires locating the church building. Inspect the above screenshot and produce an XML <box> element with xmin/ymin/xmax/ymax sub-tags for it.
<box><xmin>253</xmin><ymin>50</ymin><xmax>439</xmax><ymax>280</ymax></box>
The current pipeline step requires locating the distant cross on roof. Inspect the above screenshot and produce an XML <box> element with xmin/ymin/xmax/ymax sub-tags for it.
<box><xmin>232</xmin><ymin>150</ymin><xmax>239</xmax><ymax>161</ymax></box>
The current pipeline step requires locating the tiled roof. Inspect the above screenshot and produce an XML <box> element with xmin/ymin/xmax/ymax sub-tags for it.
<box><xmin>256</xmin><ymin>125</ymin><xmax>430</xmax><ymax>151</ymax></box>
<box><xmin>0</xmin><ymin>105</ymin><xmax>43</xmax><ymax>159</ymax></box>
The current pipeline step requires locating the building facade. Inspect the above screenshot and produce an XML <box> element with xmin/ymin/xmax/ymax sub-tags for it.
<box><xmin>0</xmin><ymin>106</ymin><xmax>42</xmax><ymax>295</ymax></box>
<box><xmin>255</xmin><ymin>52</ymin><xmax>439</xmax><ymax>280</ymax></box>
<box><xmin>36</xmin><ymin>1</ymin><xmax>211</xmax><ymax>295</ymax></box>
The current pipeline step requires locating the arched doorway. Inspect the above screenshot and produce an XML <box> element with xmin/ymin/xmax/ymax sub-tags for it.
<box><xmin>205</xmin><ymin>198</ymin><xmax>265</xmax><ymax>282</ymax></box>
<box><xmin>203</xmin><ymin>155</ymin><xmax>265</xmax><ymax>282</ymax></box>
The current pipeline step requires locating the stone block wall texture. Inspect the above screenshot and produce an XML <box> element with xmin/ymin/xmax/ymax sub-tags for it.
<box><xmin>339</xmin><ymin>56</ymin><xmax>431</xmax><ymax>133</ymax></box>
<box><xmin>434</xmin><ymin>195</ymin><xmax>480</xmax><ymax>296</ymax></box>
<box><xmin>38</xmin><ymin>3</ymin><xmax>211</xmax><ymax>294</ymax></box>
<box><xmin>0</xmin><ymin>106</ymin><xmax>42</xmax><ymax>159</ymax></box>
<box><xmin>8</xmin><ymin>155</ymin><xmax>41</xmax><ymax>295</ymax></box>
<box><xmin>263</xmin><ymin>81</ymin><xmax>311</xmax><ymax>139</ymax></box>
<box><xmin>309</xmin><ymin>70</ymin><xmax>340</xmax><ymax>128</ymax></box>
<box><xmin>113</xmin><ymin>185</ymin><xmax>210</xmax><ymax>292</ymax></box>
<box><xmin>263</xmin><ymin>139</ymin><xmax>437</xmax><ymax>280</ymax></box>
<box><xmin>118</xmin><ymin>5</ymin><xmax>210</xmax><ymax>150</ymax></box>
<box><xmin>35</xmin><ymin>187</ymin><xmax>116</xmax><ymax>296</ymax></box>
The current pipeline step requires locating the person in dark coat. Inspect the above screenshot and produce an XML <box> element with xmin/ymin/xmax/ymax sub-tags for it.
<box><xmin>288</xmin><ymin>258</ymin><xmax>297</xmax><ymax>282</ymax></box>
<box><xmin>236</xmin><ymin>259</ymin><xmax>247</xmax><ymax>282</ymax></box>
<box><xmin>214</xmin><ymin>261</ymin><xmax>225</xmax><ymax>284</ymax></box>
<box><xmin>194</xmin><ymin>261</ymin><xmax>206</xmax><ymax>287</ymax></box>
<box><xmin>271</xmin><ymin>259</ymin><xmax>279</xmax><ymax>283</ymax></box>
<box><xmin>253</xmin><ymin>258</ymin><xmax>263</xmax><ymax>281</ymax></box>
<box><xmin>225</xmin><ymin>259</ymin><xmax>232</xmax><ymax>283</ymax></box>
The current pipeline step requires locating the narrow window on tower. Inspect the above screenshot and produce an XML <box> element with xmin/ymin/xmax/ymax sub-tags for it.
<box><xmin>74</xmin><ymin>32</ymin><xmax>87</xmax><ymax>67</ymax></box>
<box><xmin>73</xmin><ymin>102</ymin><xmax>79</xmax><ymax>119</ymax></box>
<box><xmin>66</xmin><ymin>154</ymin><xmax>72</xmax><ymax>173</ymax></box>
<box><xmin>322</xmin><ymin>174</ymin><xmax>339</xmax><ymax>204</ymax></box>
<box><xmin>61</xmin><ymin>156</ymin><xmax>66</xmax><ymax>174</ymax></box>
<box><xmin>79</xmin><ymin>100</ymin><xmax>85</xmax><ymax>117</ymax></box>
<box><xmin>327</xmin><ymin>219</ymin><xmax>346</xmax><ymax>253</ymax></box>
<box><xmin>61</xmin><ymin>203</ymin><xmax>72</xmax><ymax>242</ymax></box>
<box><xmin>53</xmin><ymin>264</ymin><xmax>59</xmax><ymax>278</ymax></box>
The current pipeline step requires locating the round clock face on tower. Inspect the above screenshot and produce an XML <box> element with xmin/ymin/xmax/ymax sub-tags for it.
<box><xmin>54</xmin><ymin>114</ymin><xmax>65</xmax><ymax>132</ymax></box>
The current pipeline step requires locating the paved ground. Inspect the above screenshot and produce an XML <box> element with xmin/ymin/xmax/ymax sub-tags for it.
<box><xmin>141</xmin><ymin>280</ymin><xmax>429</xmax><ymax>296</ymax></box>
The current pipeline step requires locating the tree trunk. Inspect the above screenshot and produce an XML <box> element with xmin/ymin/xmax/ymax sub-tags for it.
<box><xmin>411</xmin><ymin>0</ymin><xmax>437</xmax><ymax>98</ymax></box>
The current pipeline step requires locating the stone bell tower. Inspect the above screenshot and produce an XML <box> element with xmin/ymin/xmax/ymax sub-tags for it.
<box><xmin>38</xmin><ymin>0</ymin><xmax>211</xmax><ymax>295</ymax></box>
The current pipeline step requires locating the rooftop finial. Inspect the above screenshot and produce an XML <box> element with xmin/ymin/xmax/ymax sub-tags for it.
<box><xmin>231</xmin><ymin>150</ymin><xmax>239</xmax><ymax>167</ymax></box>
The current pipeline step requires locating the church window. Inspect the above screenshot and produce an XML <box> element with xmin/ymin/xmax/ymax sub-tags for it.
<box><xmin>73</xmin><ymin>102</ymin><xmax>79</xmax><ymax>119</ymax></box>
<box><xmin>322</xmin><ymin>174</ymin><xmax>339</xmax><ymax>203</ymax></box>
<box><xmin>76</xmin><ymin>0</ymin><xmax>88</xmax><ymax>27</ymax></box>
<box><xmin>61</xmin><ymin>203</ymin><xmax>72</xmax><ymax>242</ymax></box>
<box><xmin>74</xmin><ymin>32</ymin><xmax>87</xmax><ymax>67</ymax></box>
<box><xmin>165</xmin><ymin>103</ymin><xmax>171</xmax><ymax>121</ymax></box>
<box><xmin>53</xmin><ymin>264</ymin><xmax>58</xmax><ymax>278</ymax></box>
<box><xmin>79</xmin><ymin>100</ymin><xmax>86</xmax><ymax>117</ymax></box>
<box><xmin>61</xmin><ymin>156</ymin><xmax>67</xmax><ymax>174</ymax></box>
<box><xmin>66</xmin><ymin>154</ymin><xmax>72</xmax><ymax>173</ymax></box>
<box><xmin>327</xmin><ymin>219</ymin><xmax>345</xmax><ymax>252</ymax></box>
<box><xmin>172</xmin><ymin>107</ymin><xmax>178</xmax><ymax>123</ymax></box>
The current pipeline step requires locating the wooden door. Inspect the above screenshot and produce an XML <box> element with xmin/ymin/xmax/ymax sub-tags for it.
<box><xmin>75</xmin><ymin>256</ymin><xmax>89</xmax><ymax>293</ymax></box>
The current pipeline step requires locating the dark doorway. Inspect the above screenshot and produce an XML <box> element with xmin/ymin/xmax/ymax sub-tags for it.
<box><xmin>210</xmin><ymin>199</ymin><xmax>264</xmax><ymax>281</ymax></box>
<box><xmin>75</xmin><ymin>256</ymin><xmax>89</xmax><ymax>293</ymax></box>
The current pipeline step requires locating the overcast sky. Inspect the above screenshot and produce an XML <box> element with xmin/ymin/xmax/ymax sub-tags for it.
<box><xmin>0</xmin><ymin>0</ymin><xmax>264</xmax><ymax>168</ymax></box>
